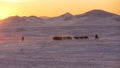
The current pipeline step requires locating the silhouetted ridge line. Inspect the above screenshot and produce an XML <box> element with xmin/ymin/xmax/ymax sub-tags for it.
<box><xmin>80</xmin><ymin>9</ymin><xmax>115</xmax><ymax>17</ymax></box>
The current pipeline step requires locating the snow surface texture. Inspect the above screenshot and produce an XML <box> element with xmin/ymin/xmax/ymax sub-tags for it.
<box><xmin>0</xmin><ymin>10</ymin><xmax>120</xmax><ymax>68</ymax></box>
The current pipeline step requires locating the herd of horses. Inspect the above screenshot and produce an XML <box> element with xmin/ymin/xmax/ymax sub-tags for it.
<box><xmin>20</xmin><ymin>35</ymin><xmax>99</xmax><ymax>41</ymax></box>
<box><xmin>20</xmin><ymin>35</ymin><xmax>99</xmax><ymax>52</ymax></box>
<box><xmin>53</xmin><ymin>34</ymin><xmax>99</xmax><ymax>40</ymax></box>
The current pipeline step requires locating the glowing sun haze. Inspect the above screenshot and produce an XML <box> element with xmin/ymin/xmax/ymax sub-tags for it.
<box><xmin>0</xmin><ymin>0</ymin><xmax>120</xmax><ymax>19</ymax></box>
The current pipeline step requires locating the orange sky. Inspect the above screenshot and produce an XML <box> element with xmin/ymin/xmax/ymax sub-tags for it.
<box><xmin>0</xmin><ymin>0</ymin><xmax>120</xmax><ymax>19</ymax></box>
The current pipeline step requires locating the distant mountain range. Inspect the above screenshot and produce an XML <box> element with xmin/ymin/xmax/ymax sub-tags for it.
<box><xmin>0</xmin><ymin>9</ymin><xmax>120</xmax><ymax>28</ymax></box>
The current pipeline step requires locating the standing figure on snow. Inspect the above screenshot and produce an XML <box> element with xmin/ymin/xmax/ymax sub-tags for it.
<box><xmin>21</xmin><ymin>36</ymin><xmax>24</xmax><ymax>42</ymax></box>
<box><xmin>20</xmin><ymin>49</ymin><xmax>23</xmax><ymax>52</ymax></box>
<box><xmin>95</xmin><ymin>34</ymin><xmax>99</xmax><ymax>39</ymax></box>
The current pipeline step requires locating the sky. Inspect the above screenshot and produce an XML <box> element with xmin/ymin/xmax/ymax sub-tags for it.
<box><xmin>0</xmin><ymin>0</ymin><xmax>120</xmax><ymax>19</ymax></box>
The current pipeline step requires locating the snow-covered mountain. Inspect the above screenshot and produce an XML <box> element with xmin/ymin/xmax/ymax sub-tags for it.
<box><xmin>78</xmin><ymin>10</ymin><xmax>115</xmax><ymax>17</ymax></box>
<box><xmin>42</xmin><ymin>12</ymin><xmax>75</xmax><ymax>26</ymax></box>
<box><xmin>72</xmin><ymin>10</ymin><xmax>120</xmax><ymax>26</ymax></box>
<box><xmin>0</xmin><ymin>9</ymin><xmax>119</xmax><ymax>28</ymax></box>
<box><xmin>49</xmin><ymin>12</ymin><xmax>74</xmax><ymax>21</ymax></box>
<box><xmin>40</xmin><ymin>16</ymin><xmax>51</xmax><ymax>19</ymax></box>
<box><xmin>0</xmin><ymin>16</ymin><xmax>44</xmax><ymax>28</ymax></box>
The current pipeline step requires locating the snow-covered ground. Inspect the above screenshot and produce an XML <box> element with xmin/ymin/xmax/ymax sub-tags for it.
<box><xmin>0</xmin><ymin>10</ymin><xmax>120</xmax><ymax>68</ymax></box>
<box><xmin>0</xmin><ymin>25</ymin><xmax>119</xmax><ymax>68</ymax></box>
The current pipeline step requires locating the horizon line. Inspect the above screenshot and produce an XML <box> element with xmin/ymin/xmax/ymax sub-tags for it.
<box><xmin>0</xmin><ymin>9</ymin><xmax>119</xmax><ymax>20</ymax></box>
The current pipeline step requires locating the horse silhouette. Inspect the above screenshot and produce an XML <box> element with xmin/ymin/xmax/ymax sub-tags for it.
<box><xmin>53</xmin><ymin>36</ymin><xmax>72</xmax><ymax>40</ymax></box>
<box><xmin>74</xmin><ymin>36</ymin><xmax>89</xmax><ymax>40</ymax></box>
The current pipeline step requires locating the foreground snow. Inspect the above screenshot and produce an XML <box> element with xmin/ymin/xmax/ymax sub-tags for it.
<box><xmin>0</xmin><ymin>38</ymin><xmax>120</xmax><ymax>68</ymax></box>
<box><xmin>0</xmin><ymin>25</ymin><xmax>119</xmax><ymax>68</ymax></box>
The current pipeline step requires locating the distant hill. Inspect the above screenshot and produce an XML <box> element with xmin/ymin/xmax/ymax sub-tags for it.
<box><xmin>49</xmin><ymin>12</ymin><xmax>74</xmax><ymax>21</ymax></box>
<box><xmin>0</xmin><ymin>9</ymin><xmax>119</xmax><ymax>28</ymax></box>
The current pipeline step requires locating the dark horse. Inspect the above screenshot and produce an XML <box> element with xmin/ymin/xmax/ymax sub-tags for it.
<box><xmin>53</xmin><ymin>36</ymin><xmax>72</xmax><ymax>40</ymax></box>
<box><xmin>53</xmin><ymin>36</ymin><xmax>62</xmax><ymax>40</ymax></box>
<box><xmin>74</xmin><ymin>36</ymin><xmax>89</xmax><ymax>40</ymax></box>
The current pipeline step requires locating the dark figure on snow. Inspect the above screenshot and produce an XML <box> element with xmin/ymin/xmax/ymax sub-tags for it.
<box><xmin>74</xmin><ymin>36</ymin><xmax>89</xmax><ymax>40</ymax></box>
<box><xmin>21</xmin><ymin>36</ymin><xmax>24</xmax><ymax>42</ymax></box>
<box><xmin>95</xmin><ymin>34</ymin><xmax>99</xmax><ymax>39</ymax></box>
<box><xmin>20</xmin><ymin>49</ymin><xmax>23</xmax><ymax>52</ymax></box>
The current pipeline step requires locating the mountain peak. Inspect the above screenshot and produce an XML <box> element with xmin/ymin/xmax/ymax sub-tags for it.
<box><xmin>50</xmin><ymin>12</ymin><xmax>74</xmax><ymax>21</ymax></box>
<box><xmin>3</xmin><ymin>16</ymin><xmax>25</xmax><ymax>22</ymax></box>
<box><xmin>27</xmin><ymin>16</ymin><xmax>43</xmax><ymax>20</ymax></box>
<box><xmin>6</xmin><ymin>15</ymin><xmax>21</xmax><ymax>19</ymax></box>
<box><xmin>56</xmin><ymin>12</ymin><xmax>73</xmax><ymax>20</ymax></box>
<box><xmin>81</xmin><ymin>9</ymin><xmax>114</xmax><ymax>17</ymax></box>
<box><xmin>60</xmin><ymin>12</ymin><xmax>73</xmax><ymax>17</ymax></box>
